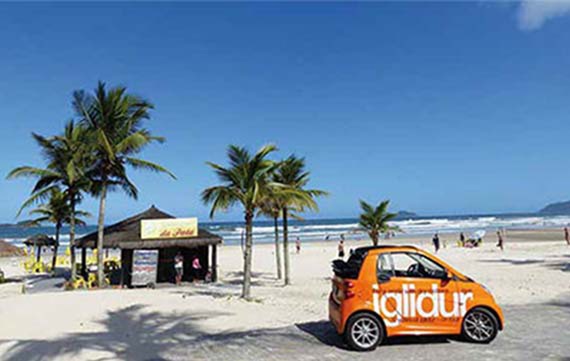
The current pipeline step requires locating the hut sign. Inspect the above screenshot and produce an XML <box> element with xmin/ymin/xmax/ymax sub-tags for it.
<box><xmin>141</xmin><ymin>218</ymin><xmax>198</xmax><ymax>239</ymax></box>
<box><xmin>132</xmin><ymin>250</ymin><xmax>159</xmax><ymax>286</ymax></box>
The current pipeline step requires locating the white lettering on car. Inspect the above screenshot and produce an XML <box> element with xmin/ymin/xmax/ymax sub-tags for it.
<box><xmin>372</xmin><ymin>284</ymin><xmax>473</xmax><ymax>327</ymax></box>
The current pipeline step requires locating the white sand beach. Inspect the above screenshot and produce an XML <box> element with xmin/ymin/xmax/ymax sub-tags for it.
<box><xmin>0</xmin><ymin>230</ymin><xmax>569</xmax><ymax>360</ymax></box>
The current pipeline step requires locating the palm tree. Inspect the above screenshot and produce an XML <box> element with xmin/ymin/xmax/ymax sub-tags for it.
<box><xmin>24</xmin><ymin>188</ymin><xmax>90</xmax><ymax>271</ymax></box>
<box><xmin>202</xmin><ymin>144</ymin><xmax>278</xmax><ymax>299</ymax></box>
<box><xmin>7</xmin><ymin>121</ymin><xmax>92</xmax><ymax>281</ymax></box>
<box><xmin>258</xmin><ymin>196</ymin><xmax>283</xmax><ymax>280</ymax></box>
<box><xmin>273</xmin><ymin>155</ymin><xmax>327</xmax><ymax>286</ymax></box>
<box><xmin>73</xmin><ymin>81</ymin><xmax>175</xmax><ymax>287</ymax></box>
<box><xmin>358</xmin><ymin>199</ymin><xmax>399</xmax><ymax>246</ymax></box>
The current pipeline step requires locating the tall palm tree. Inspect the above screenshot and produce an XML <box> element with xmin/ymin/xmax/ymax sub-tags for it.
<box><xmin>202</xmin><ymin>144</ymin><xmax>278</xmax><ymax>299</ymax></box>
<box><xmin>258</xmin><ymin>196</ymin><xmax>283</xmax><ymax>280</ymax></box>
<box><xmin>273</xmin><ymin>155</ymin><xmax>327</xmax><ymax>286</ymax></box>
<box><xmin>7</xmin><ymin>121</ymin><xmax>92</xmax><ymax>281</ymax></box>
<box><xmin>358</xmin><ymin>199</ymin><xmax>399</xmax><ymax>246</ymax></box>
<box><xmin>73</xmin><ymin>81</ymin><xmax>175</xmax><ymax>287</ymax></box>
<box><xmin>24</xmin><ymin>188</ymin><xmax>90</xmax><ymax>271</ymax></box>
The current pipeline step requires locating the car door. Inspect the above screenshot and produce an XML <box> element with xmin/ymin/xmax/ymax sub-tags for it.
<box><xmin>375</xmin><ymin>252</ymin><xmax>461</xmax><ymax>335</ymax></box>
<box><xmin>374</xmin><ymin>252</ymin><xmax>415</xmax><ymax>334</ymax></box>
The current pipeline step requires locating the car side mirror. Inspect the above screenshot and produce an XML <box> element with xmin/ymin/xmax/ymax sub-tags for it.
<box><xmin>432</xmin><ymin>269</ymin><xmax>450</xmax><ymax>280</ymax></box>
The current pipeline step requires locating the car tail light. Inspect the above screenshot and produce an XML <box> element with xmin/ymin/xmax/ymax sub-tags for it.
<box><xmin>344</xmin><ymin>281</ymin><xmax>355</xmax><ymax>298</ymax></box>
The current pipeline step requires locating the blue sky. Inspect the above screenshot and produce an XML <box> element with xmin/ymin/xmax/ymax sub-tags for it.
<box><xmin>0</xmin><ymin>2</ymin><xmax>569</xmax><ymax>223</ymax></box>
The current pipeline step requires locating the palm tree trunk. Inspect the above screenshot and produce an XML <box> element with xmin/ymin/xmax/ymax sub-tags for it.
<box><xmin>283</xmin><ymin>207</ymin><xmax>290</xmax><ymax>286</ymax></box>
<box><xmin>36</xmin><ymin>246</ymin><xmax>42</xmax><ymax>263</ymax></box>
<box><xmin>273</xmin><ymin>215</ymin><xmax>282</xmax><ymax>280</ymax></box>
<box><xmin>52</xmin><ymin>223</ymin><xmax>60</xmax><ymax>274</ymax></box>
<box><xmin>242</xmin><ymin>210</ymin><xmax>254</xmax><ymax>299</ymax></box>
<box><xmin>96</xmin><ymin>181</ymin><xmax>107</xmax><ymax>288</ymax></box>
<box><xmin>69</xmin><ymin>195</ymin><xmax>77</xmax><ymax>281</ymax></box>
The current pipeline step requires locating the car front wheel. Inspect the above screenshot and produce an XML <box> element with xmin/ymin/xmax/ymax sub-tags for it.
<box><xmin>345</xmin><ymin>313</ymin><xmax>384</xmax><ymax>351</ymax></box>
<box><xmin>461</xmin><ymin>307</ymin><xmax>499</xmax><ymax>344</ymax></box>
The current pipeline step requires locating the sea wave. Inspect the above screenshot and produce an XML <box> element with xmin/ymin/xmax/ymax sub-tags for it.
<box><xmin>4</xmin><ymin>215</ymin><xmax>570</xmax><ymax>247</ymax></box>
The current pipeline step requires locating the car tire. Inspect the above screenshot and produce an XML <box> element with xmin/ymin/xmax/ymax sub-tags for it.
<box><xmin>345</xmin><ymin>313</ymin><xmax>385</xmax><ymax>351</ymax></box>
<box><xmin>461</xmin><ymin>307</ymin><xmax>499</xmax><ymax>344</ymax></box>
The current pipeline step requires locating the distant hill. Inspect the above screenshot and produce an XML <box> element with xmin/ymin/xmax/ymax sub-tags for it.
<box><xmin>538</xmin><ymin>201</ymin><xmax>570</xmax><ymax>215</ymax></box>
<box><xmin>395</xmin><ymin>210</ymin><xmax>417</xmax><ymax>219</ymax></box>
<box><xmin>0</xmin><ymin>221</ymin><xmax>40</xmax><ymax>228</ymax></box>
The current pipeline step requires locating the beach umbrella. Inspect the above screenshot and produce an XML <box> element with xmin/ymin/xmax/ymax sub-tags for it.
<box><xmin>24</xmin><ymin>234</ymin><xmax>58</xmax><ymax>262</ymax></box>
<box><xmin>471</xmin><ymin>230</ymin><xmax>486</xmax><ymax>240</ymax></box>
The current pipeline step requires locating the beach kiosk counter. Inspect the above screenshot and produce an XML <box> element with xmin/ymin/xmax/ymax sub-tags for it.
<box><xmin>76</xmin><ymin>206</ymin><xmax>222</xmax><ymax>287</ymax></box>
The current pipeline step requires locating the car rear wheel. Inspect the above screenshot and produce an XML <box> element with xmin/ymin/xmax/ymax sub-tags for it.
<box><xmin>462</xmin><ymin>307</ymin><xmax>499</xmax><ymax>344</ymax></box>
<box><xmin>345</xmin><ymin>313</ymin><xmax>384</xmax><ymax>351</ymax></box>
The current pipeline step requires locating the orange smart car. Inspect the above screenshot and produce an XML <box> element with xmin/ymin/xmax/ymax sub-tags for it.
<box><xmin>329</xmin><ymin>245</ymin><xmax>504</xmax><ymax>351</ymax></box>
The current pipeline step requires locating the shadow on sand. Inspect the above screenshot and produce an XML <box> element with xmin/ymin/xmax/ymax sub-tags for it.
<box><xmin>0</xmin><ymin>304</ymin><xmax>318</xmax><ymax>361</ymax></box>
<box><xmin>0</xmin><ymin>305</ymin><xmax>233</xmax><ymax>361</ymax></box>
<box><xmin>479</xmin><ymin>257</ymin><xmax>570</xmax><ymax>272</ymax></box>
<box><xmin>296</xmin><ymin>320</ymin><xmax>454</xmax><ymax>351</ymax></box>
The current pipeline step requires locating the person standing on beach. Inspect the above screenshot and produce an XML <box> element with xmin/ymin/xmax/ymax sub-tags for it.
<box><xmin>295</xmin><ymin>237</ymin><xmax>301</xmax><ymax>254</ymax></box>
<box><xmin>432</xmin><ymin>233</ymin><xmax>440</xmax><ymax>253</ymax></box>
<box><xmin>338</xmin><ymin>240</ymin><xmax>345</xmax><ymax>259</ymax></box>
<box><xmin>496</xmin><ymin>231</ymin><xmax>504</xmax><ymax>251</ymax></box>
<box><xmin>340</xmin><ymin>233</ymin><xmax>345</xmax><ymax>242</ymax></box>
<box><xmin>174</xmin><ymin>252</ymin><xmax>184</xmax><ymax>286</ymax></box>
<box><xmin>460</xmin><ymin>232</ymin><xmax>465</xmax><ymax>247</ymax></box>
<box><xmin>191</xmin><ymin>255</ymin><xmax>202</xmax><ymax>282</ymax></box>
<box><xmin>565</xmin><ymin>227</ymin><xmax>570</xmax><ymax>246</ymax></box>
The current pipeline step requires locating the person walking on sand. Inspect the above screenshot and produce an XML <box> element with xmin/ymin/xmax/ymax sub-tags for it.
<box><xmin>432</xmin><ymin>233</ymin><xmax>440</xmax><ymax>253</ymax></box>
<box><xmin>338</xmin><ymin>239</ymin><xmax>345</xmax><ymax>259</ymax></box>
<box><xmin>174</xmin><ymin>252</ymin><xmax>184</xmax><ymax>286</ymax></box>
<box><xmin>191</xmin><ymin>255</ymin><xmax>202</xmax><ymax>282</ymax></box>
<box><xmin>565</xmin><ymin>227</ymin><xmax>570</xmax><ymax>246</ymax></box>
<box><xmin>296</xmin><ymin>237</ymin><xmax>301</xmax><ymax>254</ymax></box>
<box><xmin>496</xmin><ymin>231</ymin><xmax>504</xmax><ymax>251</ymax></box>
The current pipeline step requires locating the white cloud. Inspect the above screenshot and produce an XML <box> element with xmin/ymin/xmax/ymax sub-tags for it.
<box><xmin>517</xmin><ymin>0</ymin><xmax>570</xmax><ymax>30</ymax></box>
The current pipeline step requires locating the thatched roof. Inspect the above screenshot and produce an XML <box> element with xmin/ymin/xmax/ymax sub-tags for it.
<box><xmin>24</xmin><ymin>234</ymin><xmax>58</xmax><ymax>247</ymax></box>
<box><xmin>0</xmin><ymin>240</ymin><xmax>25</xmax><ymax>257</ymax></box>
<box><xmin>76</xmin><ymin>206</ymin><xmax>222</xmax><ymax>249</ymax></box>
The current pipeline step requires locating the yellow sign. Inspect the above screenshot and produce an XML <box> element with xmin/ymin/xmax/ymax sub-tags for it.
<box><xmin>141</xmin><ymin>218</ymin><xmax>198</xmax><ymax>239</ymax></box>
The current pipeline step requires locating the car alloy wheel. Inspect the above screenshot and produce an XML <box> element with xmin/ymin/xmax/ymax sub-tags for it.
<box><xmin>346</xmin><ymin>314</ymin><xmax>383</xmax><ymax>351</ymax></box>
<box><xmin>462</xmin><ymin>308</ymin><xmax>498</xmax><ymax>343</ymax></box>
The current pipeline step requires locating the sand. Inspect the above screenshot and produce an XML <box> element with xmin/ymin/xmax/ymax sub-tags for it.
<box><xmin>0</xmin><ymin>229</ymin><xmax>569</xmax><ymax>359</ymax></box>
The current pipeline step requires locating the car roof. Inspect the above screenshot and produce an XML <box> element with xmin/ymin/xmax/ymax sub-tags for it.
<box><xmin>352</xmin><ymin>245</ymin><xmax>421</xmax><ymax>256</ymax></box>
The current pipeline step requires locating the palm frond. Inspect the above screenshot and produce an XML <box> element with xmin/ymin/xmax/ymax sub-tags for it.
<box><xmin>126</xmin><ymin>157</ymin><xmax>176</xmax><ymax>179</ymax></box>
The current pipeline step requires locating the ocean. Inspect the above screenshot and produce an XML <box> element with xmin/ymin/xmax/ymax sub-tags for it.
<box><xmin>2</xmin><ymin>213</ymin><xmax>570</xmax><ymax>249</ymax></box>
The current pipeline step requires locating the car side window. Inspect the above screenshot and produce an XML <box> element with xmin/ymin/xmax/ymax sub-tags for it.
<box><xmin>377</xmin><ymin>252</ymin><xmax>446</xmax><ymax>280</ymax></box>
<box><xmin>412</xmin><ymin>253</ymin><xmax>446</xmax><ymax>275</ymax></box>
<box><xmin>390</xmin><ymin>253</ymin><xmax>418</xmax><ymax>277</ymax></box>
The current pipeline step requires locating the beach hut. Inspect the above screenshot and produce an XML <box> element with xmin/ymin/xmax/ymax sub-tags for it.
<box><xmin>76</xmin><ymin>206</ymin><xmax>222</xmax><ymax>287</ymax></box>
<box><xmin>24</xmin><ymin>234</ymin><xmax>58</xmax><ymax>262</ymax></box>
